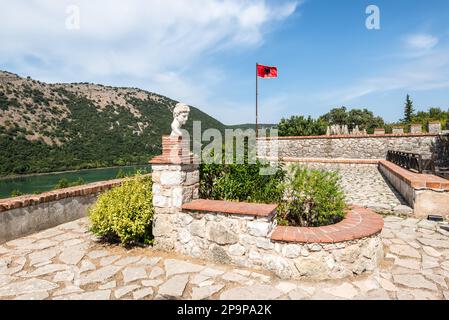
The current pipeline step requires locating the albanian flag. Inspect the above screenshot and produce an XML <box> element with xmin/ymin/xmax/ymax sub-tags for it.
<box><xmin>257</xmin><ymin>64</ymin><xmax>277</xmax><ymax>78</ymax></box>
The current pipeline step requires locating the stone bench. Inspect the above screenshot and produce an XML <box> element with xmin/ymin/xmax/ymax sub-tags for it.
<box><xmin>378</xmin><ymin>160</ymin><xmax>449</xmax><ymax>217</ymax></box>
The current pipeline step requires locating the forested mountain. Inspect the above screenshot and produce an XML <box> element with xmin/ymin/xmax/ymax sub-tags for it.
<box><xmin>0</xmin><ymin>71</ymin><xmax>225</xmax><ymax>175</ymax></box>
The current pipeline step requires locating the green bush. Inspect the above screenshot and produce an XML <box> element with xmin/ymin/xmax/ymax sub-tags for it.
<box><xmin>10</xmin><ymin>189</ymin><xmax>24</xmax><ymax>197</ymax></box>
<box><xmin>88</xmin><ymin>173</ymin><xmax>154</xmax><ymax>245</ymax></box>
<box><xmin>278</xmin><ymin>165</ymin><xmax>346</xmax><ymax>227</ymax></box>
<box><xmin>200</xmin><ymin>160</ymin><xmax>285</xmax><ymax>204</ymax></box>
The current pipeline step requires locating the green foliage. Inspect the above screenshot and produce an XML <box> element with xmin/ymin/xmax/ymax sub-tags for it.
<box><xmin>319</xmin><ymin>106</ymin><xmax>385</xmax><ymax>134</ymax></box>
<box><xmin>278</xmin><ymin>116</ymin><xmax>327</xmax><ymax>136</ymax></box>
<box><xmin>10</xmin><ymin>189</ymin><xmax>24</xmax><ymax>197</ymax></box>
<box><xmin>54</xmin><ymin>177</ymin><xmax>85</xmax><ymax>189</ymax></box>
<box><xmin>277</xmin><ymin>165</ymin><xmax>346</xmax><ymax>227</ymax></box>
<box><xmin>200</xmin><ymin>161</ymin><xmax>285</xmax><ymax>204</ymax></box>
<box><xmin>402</xmin><ymin>94</ymin><xmax>415</xmax><ymax>124</ymax></box>
<box><xmin>411</xmin><ymin>107</ymin><xmax>448</xmax><ymax>131</ymax></box>
<box><xmin>89</xmin><ymin>174</ymin><xmax>154</xmax><ymax>245</ymax></box>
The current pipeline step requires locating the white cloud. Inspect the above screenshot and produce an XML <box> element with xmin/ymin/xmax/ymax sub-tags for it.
<box><xmin>405</xmin><ymin>33</ymin><xmax>439</xmax><ymax>51</ymax></box>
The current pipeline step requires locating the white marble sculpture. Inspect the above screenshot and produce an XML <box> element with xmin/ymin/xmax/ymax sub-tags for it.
<box><xmin>170</xmin><ymin>102</ymin><xmax>190</xmax><ymax>137</ymax></box>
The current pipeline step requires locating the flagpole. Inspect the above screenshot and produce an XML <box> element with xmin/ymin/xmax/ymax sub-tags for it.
<box><xmin>256</xmin><ymin>63</ymin><xmax>259</xmax><ymax>139</ymax></box>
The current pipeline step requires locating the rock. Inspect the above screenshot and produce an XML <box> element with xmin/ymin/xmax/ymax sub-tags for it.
<box><xmin>190</xmin><ymin>274</ymin><xmax>210</xmax><ymax>285</ymax></box>
<box><xmin>365</xmin><ymin>288</ymin><xmax>391</xmax><ymax>300</ymax></box>
<box><xmin>394</xmin><ymin>205</ymin><xmax>413</xmax><ymax>216</ymax></box>
<box><xmin>247</xmin><ymin>221</ymin><xmax>270</xmax><ymax>237</ymax></box>
<box><xmin>189</xmin><ymin>220</ymin><xmax>206</xmax><ymax>238</ymax></box>
<box><xmin>28</xmin><ymin>248</ymin><xmax>58</xmax><ymax>266</ymax></box>
<box><xmin>262</xmin><ymin>255</ymin><xmax>292</xmax><ymax>279</ymax></box>
<box><xmin>206</xmin><ymin>221</ymin><xmax>238</xmax><ymax>245</ymax></box>
<box><xmin>87</xmin><ymin>250</ymin><xmax>109</xmax><ymax>259</ymax></box>
<box><xmin>378</xmin><ymin>277</ymin><xmax>398</xmax><ymax>291</ymax></box>
<box><xmin>133</xmin><ymin>287</ymin><xmax>153</xmax><ymax>299</ymax></box>
<box><xmin>79</xmin><ymin>259</ymin><xmax>96</xmax><ymax>273</ymax></box>
<box><xmin>256</xmin><ymin>238</ymin><xmax>274</xmax><ymax>250</ymax></box>
<box><xmin>0</xmin><ymin>279</ymin><xmax>58</xmax><ymax>297</ymax></box>
<box><xmin>422</xmin><ymin>255</ymin><xmax>439</xmax><ymax>269</ymax></box>
<box><xmin>79</xmin><ymin>266</ymin><xmax>122</xmax><ymax>286</ymax></box>
<box><xmin>99</xmin><ymin>281</ymin><xmax>116</xmax><ymax>290</ymax></box>
<box><xmin>53</xmin><ymin>270</ymin><xmax>75</xmax><ymax>282</ymax></box>
<box><xmin>122</xmin><ymin>267</ymin><xmax>147</xmax><ymax>283</ymax></box>
<box><xmin>388</xmin><ymin>245</ymin><xmax>421</xmax><ymax>259</ymax></box>
<box><xmin>422</xmin><ymin>272</ymin><xmax>448</xmax><ymax>289</ymax></box>
<box><xmin>282</xmin><ymin>244</ymin><xmax>301</xmax><ymax>258</ymax></box>
<box><xmin>229</xmin><ymin>244</ymin><xmax>246</xmax><ymax>256</ymax></box>
<box><xmin>323</xmin><ymin>283</ymin><xmax>358</xmax><ymax>299</ymax></box>
<box><xmin>443</xmin><ymin>292</ymin><xmax>449</xmax><ymax>300</ymax></box>
<box><xmin>100</xmin><ymin>256</ymin><xmax>119</xmax><ymax>266</ymax></box>
<box><xmin>220</xmin><ymin>285</ymin><xmax>282</xmax><ymax>300</ymax></box>
<box><xmin>137</xmin><ymin>257</ymin><xmax>161</xmax><ymax>267</ymax></box>
<box><xmin>14</xmin><ymin>291</ymin><xmax>49</xmax><ymax>300</ymax></box>
<box><xmin>115</xmin><ymin>256</ymin><xmax>141</xmax><ymax>266</ymax></box>
<box><xmin>55</xmin><ymin>290</ymin><xmax>111</xmax><ymax>300</ymax></box>
<box><xmin>59</xmin><ymin>245</ymin><xmax>85</xmax><ymax>265</ymax></box>
<box><xmin>149</xmin><ymin>266</ymin><xmax>164</xmax><ymax>279</ymax></box>
<box><xmin>115</xmin><ymin>285</ymin><xmax>139</xmax><ymax>299</ymax></box>
<box><xmin>353</xmin><ymin>279</ymin><xmax>379</xmax><ymax>292</ymax></box>
<box><xmin>158</xmin><ymin>274</ymin><xmax>189</xmax><ymax>298</ymax></box>
<box><xmin>192</xmin><ymin>284</ymin><xmax>224</xmax><ymax>300</ymax></box>
<box><xmin>276</xmin><ymin>282</ymin><xmax>297</xmax><ymax>294</ymax></box>
<box><xmin>209</xmin><ymin>245</ymin><xmax>231</xmax><ymax>264</ymax></box>
<box><xmin>52</xmin><ymin>285</ymin><xmax>84</xmax><ymax>296</ymax></box>
<box><xmin>200</xmin><ymin>268</ymin><xmax>225</xmax><ymax>277</ymax></box>
<box><xmin>141</xmin><ymin>279</ymin><xmax>163</xmax><ymax>287</ymax></box>
<box><xmin>417</xmin><ymin>220</ymin><xmax>437</xmax><ymax>230</ymax></box>
<box><xmin>417</xmin><ymin>238</ymin><xmax>449</xmax><ymax>249</ymax></box>
<box><xmin>392</xmin><ymin>274</ymin><xmax>438</xmax><ymax>291</ymax></box>
<box><xmin>164</xmin><ymin>259</ymin><xmax>204</xmax><ymax>277</ymax></box>
<box><xmin>294</xmin><ymin>254</ymin><xmax>329</xmax><ymax>279</ymax></box>
<box><xmin>288</xmin><ymin>288</ymin><xmax>311</xmax><ymax>300</ymax></box>
<box><xmin>250</xmin><ymin>272</ymin><xmax>271</xmax><ymax>283</ymax></box>
<box><xmin>25</xmin><ymin>264</ymin><xmax>68</xmax><ymax>277</ymax></box>
<box><xmin>221</xmin><ymin>272</ymin><xmax>250</xmax><ymax>285</ymax></box>
<box><xmin>394</xmin><ymin>258</ymin><xmax>420</xmax><ymax>270</ymax></box>
<box><xmin>422</xmin><ymin>246</ymin><xmax>441</xmax><ymax>257</ymax></box>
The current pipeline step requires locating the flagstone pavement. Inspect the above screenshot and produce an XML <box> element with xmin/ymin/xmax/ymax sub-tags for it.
<box><xmin>1</xmin><ymin>216</ymin><xmax>449</xmax><ymax>300</ymax></box>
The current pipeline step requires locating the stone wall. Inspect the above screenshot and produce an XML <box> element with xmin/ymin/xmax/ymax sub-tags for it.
<box><xmin>168</xmin><ymin>208</ymin><xmax>383</xmax><ymax>280</ymax></box>
<box><xmin>257</xmin><ymin>134</ymin><xmax>439</xmax><ymax>160</ymax></box>
<box><xmin>0</xmin><ymin>178</ymin><xmax>126</xmax><ymax>244</ymax></box>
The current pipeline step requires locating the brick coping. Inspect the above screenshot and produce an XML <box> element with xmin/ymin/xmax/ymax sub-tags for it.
<box><xmin>181</xmin><ymin>199</ymin><xmax>277</xmax><ymax>217</ymax></box>
<box><xmin>258</xmin><ymin>157</ymin><xmax>380</xmax><ymax>165</ymax></box>
<box><xmin>258</xmin><ymin>133</ymin><xmax>438</xmax><ymax>141</ymax></box>
<box><xmin>271</xmin><ymin>206</ymin><xmax>383</xmax><ymax>243</ymax></box>
<box><xmin>0</xmin><ymin>176</ymin><xmax>149</xmax><ymax>212</ymax></box>
<box><xmin>379</xmin><ymin>160</ymin><xmax>449</xmax><ymax>190</ymax></box>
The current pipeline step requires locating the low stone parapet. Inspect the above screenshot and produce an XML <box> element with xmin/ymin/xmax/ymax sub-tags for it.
<box><xmin>378</xmin><ymin>160</ymin><xmax>449</xmax><ymax>217</ymax></box>
<box><xmin>172</xmin><ymin>200</ymin><xmax>384</xmax><ymax>280</ymax></box>
<box><xmin>0</xmin><ymin>178</ymin><xmax>128</xmax><ymax>244</ymax></box>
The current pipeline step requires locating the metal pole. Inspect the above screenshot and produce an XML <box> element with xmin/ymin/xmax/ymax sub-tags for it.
<box><xmin>256</xmin><ymin>63</ymin><xmax>258</xmax><ymax>139</ymax></box>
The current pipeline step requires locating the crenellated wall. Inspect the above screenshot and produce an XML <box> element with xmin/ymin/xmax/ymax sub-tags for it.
<box><xmin>257</xmin><ymin>133</ymin><xmax>440</xmax><ymax>160</ymax></box>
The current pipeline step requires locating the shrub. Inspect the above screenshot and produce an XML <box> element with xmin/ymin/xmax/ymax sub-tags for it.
<box><xmin>10</xmin><ymin>189</ymin><xmax>24</xmax><ymax>197</ymax></box>
<box><xmin>200</xmin><ymin>161</ymin><xmax>285</xmax><ymax>204</ymax></box>
<box><xmin>278</xmin><ymin>165</ymin><xmax>346</xmax><ymax>227</ymax></box>
<box><xmin>88</xmin><ymin>173</ymin><xmax>154</xmax><ymax>245</ymax></box>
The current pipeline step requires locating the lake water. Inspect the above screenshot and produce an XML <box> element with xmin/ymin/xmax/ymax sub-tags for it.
<box><xmin>0</xmin><ymin>165</ymin><xmax>152</xmax><ymax>199</ymax></box>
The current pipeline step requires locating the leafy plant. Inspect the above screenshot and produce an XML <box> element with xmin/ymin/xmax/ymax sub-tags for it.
<box><xmin>278</xmin><ymin>115</ymin><xmax>327</xmax><ymax>136</ymax></box>
<box><xmin>88</xmin><ymin>173</ymin><xmax>154</xmax><ymax>245</ymax></box>
<box><xmin>278</xmin><ymin>164</ymin><xmax>346</xmax><ymax>227</ymax></box>
<box><xmin>10</xmin><ymin>189</ymin><xmax>24</xmax><ymax>197</ymax></box>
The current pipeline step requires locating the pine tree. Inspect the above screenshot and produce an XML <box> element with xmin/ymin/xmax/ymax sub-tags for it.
<box><xmin>403</xmin><ymin>94</ymin><xmax>415</xmax><ymax>124</ymax></box>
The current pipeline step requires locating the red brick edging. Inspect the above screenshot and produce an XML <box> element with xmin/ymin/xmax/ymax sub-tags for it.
<box><xmin>379</xmin><ymin>160</ymin><xmax>449</xmax><ymax>190</ymax></box>
<box><xmin>182</xmin><ymin>199</ymin><xmax>277</xmax><ymax>217</ymax></box>
<box><xmin>0</xmin><ymin>178</ymin><xmax>126</xmax><ymax>212</ymax></box>
<box><xmin>270</xmin><ymin>206</ymin><xmax>384</xmax><ymax>243</ymax></box>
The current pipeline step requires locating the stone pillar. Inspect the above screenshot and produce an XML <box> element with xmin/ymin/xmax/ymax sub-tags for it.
<box><xmin>374</xmin><ymin>128</ymin><xmax>385</xmax><ymax>135</ymax></box>
<box><xmin>392</xmin><ymin>126</ymin><xmax>404</xmax><ymax>134</ymax></box>
<box><xmin>149</xmin><ymin>135</ymin><xmax>199</xmax><ymax>251</ymax></box>
<box><xmin>410</xmin><ymin>124</ymin><xmax>422</xmax><ymax>134</ymax></box>
<box><xmin>428</xmin><ymin>121</ymin><xmax>441</xmax><ymax>134</ymax></box>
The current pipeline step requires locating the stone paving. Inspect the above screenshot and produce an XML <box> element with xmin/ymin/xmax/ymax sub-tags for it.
<box><xmin>299</xmin><ymin>163</ymin><xmax>411</xmax><ymax>215</ymax></box>
<box><xmin>1</xmin><ymin>216</ymin><xmax>449</xmax><ymax>300</ymax></box>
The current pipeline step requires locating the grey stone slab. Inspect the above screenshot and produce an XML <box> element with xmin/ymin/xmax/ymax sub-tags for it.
<box><xmin>393</xmin><ymin>274</ymin><xmax>438</xmax><ymax>291</ymax></box>
<box><xmin>122</xmin><ymin>267</ymin><xmax>148</xmax><ymax>283</ymax></box>
<box><xmin>220</xmin><ymin>285</ymin><xmax>283</xmax><ymax>300</ymax></box>
<box><xmin>79</xmin><ymin>266</ymin><xmax>122</xmax><ymax>286</ymax></box>
<box><xmin>158</xmin><ymin>274</ymin><xmax>189</xmax><ymax>298</ymax></box>
<box><xmin>191</xmin><ymin>284</ymin><xmax>224</xmax><ymax>300</ymax></box>
<box><xmin>133</xmin><ymin>287</ymin><xmax>154</xmax><ymax>299</ymax></box>
<box><xmin>164</xmin><ymin>259</ymin><xmax>204</xmax><ymax>277</ymax></box>
<box><xmin>0</xmin><ymin>279</ymin><xmax>58</xmax><ymax>297</ymax></box>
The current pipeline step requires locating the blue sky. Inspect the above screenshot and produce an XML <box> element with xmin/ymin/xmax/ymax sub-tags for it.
<box><xmin>1</xmin><ymin>0</ymin><xmax>449</xmax><ymax>125</ymax></box>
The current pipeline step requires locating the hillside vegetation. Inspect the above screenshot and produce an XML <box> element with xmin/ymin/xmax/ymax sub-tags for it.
<box><xmin>0</xmin><ymin>71</ymin><xmax>225</xmax><ymax>175</ymax></box>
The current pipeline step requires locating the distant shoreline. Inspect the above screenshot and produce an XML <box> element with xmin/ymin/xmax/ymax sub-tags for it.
<box><xmin>0</xmin><ymin>164</ymin><xmax>151</xmax><ymax>181</ymax></box>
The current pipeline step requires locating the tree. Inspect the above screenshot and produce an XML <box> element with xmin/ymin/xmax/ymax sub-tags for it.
<box><xmin>278</xmin><ymin>115</ymin><xmax>327</xmax><ymax>137</ymax></box>
<box><xmin>319</xmin><ymin>107</ymin><xmax>384</xmax><ymax>134</ymax></box>
<box><xmin>402</xmin><ymin>94</ymin><xmax>415</xmax><ymax>124</ymax></box>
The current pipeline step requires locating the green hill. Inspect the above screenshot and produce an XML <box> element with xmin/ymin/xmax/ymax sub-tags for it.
<box><xmin>0</xmin><ymin>71</ymin><xmax>225</xmax><ymax>175</ymax></box>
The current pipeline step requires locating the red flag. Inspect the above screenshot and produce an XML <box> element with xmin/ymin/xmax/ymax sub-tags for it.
<box><xmin>257</xmin><ymin>64</ymin><xmax>277</xmax><ymax>78</ymax></box>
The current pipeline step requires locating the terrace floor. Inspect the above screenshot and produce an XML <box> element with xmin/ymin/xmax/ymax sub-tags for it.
<box><xmin>1</xmin><ymin>216</ymin><xmax>449</xmax><ymax>300</ymax></box>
